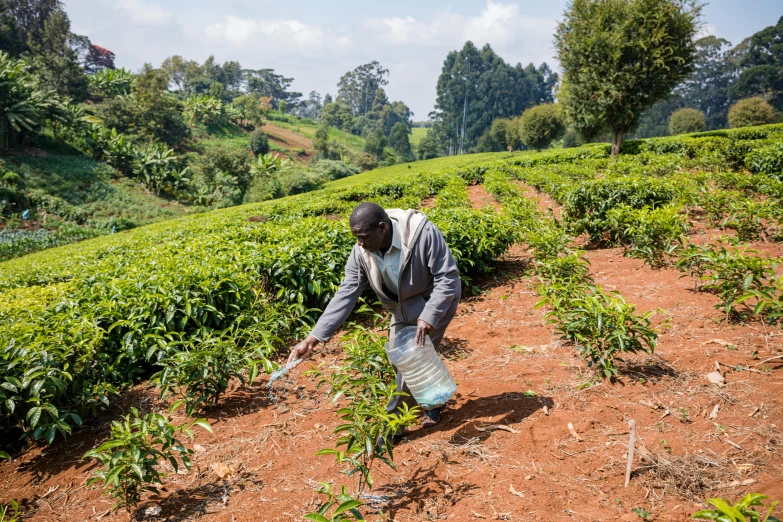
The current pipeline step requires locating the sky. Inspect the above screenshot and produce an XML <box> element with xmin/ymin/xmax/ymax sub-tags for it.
<box><xmin>65</xmin><ymin>0</ymin><xmax>782</xmax><ymax>120</ymax></box>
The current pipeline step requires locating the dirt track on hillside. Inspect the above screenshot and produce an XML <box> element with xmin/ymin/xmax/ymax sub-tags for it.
<box><xmin>1</xmin><ymin>185</ymin><xmax>781</xmax><ymax>521</ymax></box>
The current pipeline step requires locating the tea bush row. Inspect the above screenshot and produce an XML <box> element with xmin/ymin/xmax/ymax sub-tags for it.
<box><xmin>0</xmin><ymin>169</ymin><xmax>511</xmax><ymax>450</ymax></box>
<box><xmin>482</xmin><ymin>169</ymin><xmax>658</xmax><ymax>379</ymax></box>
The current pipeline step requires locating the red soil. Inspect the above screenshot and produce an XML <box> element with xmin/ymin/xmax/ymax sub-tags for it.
<box><xmin>1</xmin><ymin>185</ymin><xmax>781</xmax><ymax>522</ymax></box>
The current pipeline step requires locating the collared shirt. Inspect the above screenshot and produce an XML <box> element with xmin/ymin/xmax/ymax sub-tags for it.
<box><xmin>371</xmin><ymin>219</ymin><xmax>402</xmax><ymax>296</ymax></box>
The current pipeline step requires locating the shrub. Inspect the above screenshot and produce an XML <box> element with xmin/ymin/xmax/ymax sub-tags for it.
<box><xmin>746</xmin><ymin>142</ymin><xmax>783</xmax><ymax>179</ymax></box>
<box><xmin>669</xmin><ymin>108</ymin><xmax>706</xmax><ymax>135</ymax></box>
<box><xmin>83</xmin><ymin>405</ymin><xmax>212</xmax><ymax>516</ymax></box>
<box><xmin>245</xmin><ymin>175</ymin><xmax>283</xmax><ymax>203</ymax></box>
<box><xmin>248</xmin><ymin>129</ymin><xmax>270</xmax><ymax>156</ymax></box>
<box><xmin>729</xmin><ymin>97</ymin><xmax>777</xmax><ymax>128</ymax></box>
<box><xmin>356</xmin><ymin>153</ymin><xmax>378</xmax><ymax>171</ymax></box>
<box><xmin>190</xmin><ymin>145</ymin><xmax>253</xmax><ymax>206</ymax></box>
<box><xmin>309</xmin><ymin>160</ymin><xmax>361</xmax><ymax>181</ymax></box>
<box><xmin>563</xmin><ymin>177</ymin><xmax>678</xmax><ymax>243</ymax></box>
<box><xmin>278</xmin><ymin>164</ymin><xmax>326</xmax><ymax>196</ymax></box>
<box><xmin>606</xmin><ymin>205</ymin><xmax>688</xmax><ymax>267</ymax></box>
<box><xmin>538</xmin><ymin>284</ymin><xmax>657</xmax><ymax>379</ymax></box>
<box><xmin>1</xmin><ymin>172</ymin><xmax>21</xmax><ymax>186</ymax></box>
<box><xmin>519</xmin><ymin>103</ymin><xmax>566</xmax><ymax>151</ymax></box>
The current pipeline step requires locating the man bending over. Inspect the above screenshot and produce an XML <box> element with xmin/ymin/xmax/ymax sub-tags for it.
<box><xmin>288</xmin><ymin>202</ymin><xmax>461</xmax><ymax>428</ymax></box>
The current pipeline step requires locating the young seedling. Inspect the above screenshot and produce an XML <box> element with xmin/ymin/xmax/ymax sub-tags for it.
<box><xmin>82</xmin><ymin>403</ymin><xmax>212</xmax><ymax>518</ymax></box>
<box><xmin>303</xmin><ymin>482</ymin><xmax>364</xmax><ymax>521</ymax></box>
<box><xmin>692</xmin><ymin>494</ymin><xmax>780</xmax><ymax>522</ymax></box>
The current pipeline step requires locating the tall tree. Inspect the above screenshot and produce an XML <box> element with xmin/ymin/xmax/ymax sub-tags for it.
<box><xmin>337</xmin><ymin>61</ymin><xmax>389</xmax><ymax>117</ymax></box>
<box><xmin>0</xmin><ymin>2</ymin><xmax>26</xmax><ymax>56</ymax></box>
<box><xmin>4</xmin><ymin>0</ymin><xmax>61</xmax><ymax>50</ymax></box>
<box><xmin>28</xmin><ymin>8</ymin><xmax>88</xmax><ymax>100</ymax></box>
<box><xmin>432</xmin><ymin>41</ymin><xmax>556</xmax><ymax>155</ymax></box>
<box><xmin>555</xmin><ymin>0</ymin><xmax>702</xmax><ymax>154</ymax></box>
<box><xmin>246</xmin><ymin>68</ymin><xmax>301</xmax><ymax>106</ymax></box>
<box><xmin>84</xmin><ymin>44</ymin><xmax>115</xmax><ymax>74</ymax></box>
<box><xmin>388</xmin><ymin>121</ymin><xmax>414</xmax><ymax>162</ymax></box>
<box><xmin>733</xmin><ymin>16</ymin><xmax>783</xmax><ymax>110</ymax></box>
<box><xmin>219</xmin><ymin>60</ymin><xmax>243</xmax><ymax>92</ymax></box>
<box><xmin>161</xmin><ymin>55</ymin><xmax>187</xmax><ymax>90</ymax></box>
<box><xmin>294</xmin><ymin>90</ymin><xmax>322</xmax><ymax>119</ymax></box>
<box><xmin>634</xmin><ymin>35</ymin><xmax>737</xmax><ymax>136</ymax></box>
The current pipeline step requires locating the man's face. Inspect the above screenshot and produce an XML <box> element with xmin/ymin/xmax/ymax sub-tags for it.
<box><xmin>351</xmin><ymin>221</ymin><xmax>386</xmax><ymax>252</ymax></box>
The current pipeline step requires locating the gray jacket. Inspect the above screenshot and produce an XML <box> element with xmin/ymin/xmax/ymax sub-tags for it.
<box><xmin>311</xmin><ymin>209</ymin><xmax>461</xmax><ymax>342</ymax></box>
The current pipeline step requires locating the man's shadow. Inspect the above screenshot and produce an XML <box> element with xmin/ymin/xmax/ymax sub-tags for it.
<box><xmin>405</xmin><ymin>391</ymin><xmax>554</xmax><ymax>444</ymax></box>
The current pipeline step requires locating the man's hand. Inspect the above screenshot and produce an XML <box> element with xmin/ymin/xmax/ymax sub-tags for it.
<box><xmin>288</xmin><ymin>335</ymin><xmax>320</xmax><ymax>365</ymax></box>
<box><xmin>415</xmin><ymin>320</ymin><xmax>434</xmax><ymax>347</ymax></box>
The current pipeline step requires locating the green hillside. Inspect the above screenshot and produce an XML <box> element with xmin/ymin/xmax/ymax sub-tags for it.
<box><xmin>3</xmin><ymin>123</ymin><xmax>783</xmax><ymax>453</ymax></box>
<box><xmin>410</xmin><ymin>127</ymin><xmax>427</xmax><ymax>147</ymax></box>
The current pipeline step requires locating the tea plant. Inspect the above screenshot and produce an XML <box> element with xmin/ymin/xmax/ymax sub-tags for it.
<box><xmin>310</xmin><ymin>326</ymin><xmax>419</xmax><ymax>491</ymax></box>
<box><xmin>739</xmin><ymin>275</ymin><xmax>783</xmax><ymax>324</ymax></box>
<box><xmin>606</xmin><ymin>205</ymin><xmax>688</xmax><ymax>267</ymax></box>
<box><xmin>83</xmin><ymin>404</ymin><xmax>212</xmax><ymax>516</ymax></box>
<box><xmin>151</xmin><ymin>327</ymin><xmax>275</xmax><ymax>415</ymax></box>
<box><xmin>676</xmin><ymin>242</ymin><xmax>776</xmax><ymax>319</ymax></box>
<box><xmin>722</xmin><ymin>199</ymin><xmax>773</xmax><ymax>241</ymax></box>
<box><xmin>538</xmin><ymin>285</ymin><xmax>658</xmax><ymax>379</ymax></box>
<box><xmin>563</xmin><ymin>176</ymin><xmax>678</xmax><ymax>244</ymax></box>
<box><xmin>0</xmin><ymin>500</ymin><xmax>20</xmax><ymax>522</ymax></box>
<box><xmin>692</xmin><ymin>493</ymin><xmax>780</xmax><ymax>522</ymax></box>
<box><xmin>304</xmin><ymin>482</ymin><xmax>365</xmax><ymax>521</ymax></box>
<box><xmin>536</xmin><ymin>252</ymin><xmax>593</xmax><ymax>284</ymax></box>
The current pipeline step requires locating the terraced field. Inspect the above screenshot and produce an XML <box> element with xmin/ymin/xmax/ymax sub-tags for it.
<box><xmin>1</xmin><ymin>126</ymin><xmax>782</xmax><ymax>521</ymax></box>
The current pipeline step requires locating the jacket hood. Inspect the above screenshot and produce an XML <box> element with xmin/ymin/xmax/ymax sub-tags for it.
<box><xmin>359</xmin><ymin>208</ymin><xmax>428</xmax><ymax>302</ymax></box>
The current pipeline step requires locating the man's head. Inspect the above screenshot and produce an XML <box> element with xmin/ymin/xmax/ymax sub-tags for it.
<box><xmin>349</xmin><ymin>202</ymin><xmax>390</xmax><ymax>252</ymax></box>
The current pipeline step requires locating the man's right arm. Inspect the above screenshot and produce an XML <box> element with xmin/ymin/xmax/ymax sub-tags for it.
<box><xmin>288</xmin><ymin>248</ymin><xmax>367</xmax><ymax>363</ymax></box>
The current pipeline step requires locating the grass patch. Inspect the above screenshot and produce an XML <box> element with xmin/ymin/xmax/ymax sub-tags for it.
<box><xmin>410</xmin><ymin>127</ymin><xmax>427</xmax><ymax>147</ymax></box>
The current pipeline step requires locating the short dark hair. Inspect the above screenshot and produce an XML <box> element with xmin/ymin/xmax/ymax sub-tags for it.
<box><xmin>349</xmin><ymin>202</ymin><xmax>388</xmax><ymax>229</ymax></box>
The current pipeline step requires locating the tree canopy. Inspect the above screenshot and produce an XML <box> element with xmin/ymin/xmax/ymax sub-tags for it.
<box><xmin>337</xmin><ymin>61</ymin><xmax>389</xmax><ymax>117</ymax></box>
<box><xmin>733</xmin><ymin>16</ymin><xmax>783</xmax><ymax>110</ymax></box>
<box><xmin>431</xmin><ymin>41</ymin><xmax>556</xmax><ymax>155</ymax></box>
<box><xmin>555</xmin><ymin>0</ymin><xmax>702</xmax><ymax>154</ymax></box>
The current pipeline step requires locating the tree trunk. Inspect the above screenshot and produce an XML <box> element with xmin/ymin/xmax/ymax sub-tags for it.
<box><xmin>611</xmin><ymin>128</ymin><xmax>625</xmax><ymax>156</ymax></box>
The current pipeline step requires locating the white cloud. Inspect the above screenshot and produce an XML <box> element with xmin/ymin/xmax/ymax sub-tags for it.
<box><xmin>205</xmin><ymin>16</ymin><xmax>353</xmax><ymax>52</ymax></box>
<box><xmin>462</xmin><ymin>0</ymin><xmax>520</xmax><ymax>47</ymax></box>
<box><xmin>113</xmin><ymin>0</ymin><xmax>173</xmax><ymax>26</ymax></box>
<box><xmin>362</xmin><ymin>1</ymin><xmax>555</xmax><ymax>60</ymax></box>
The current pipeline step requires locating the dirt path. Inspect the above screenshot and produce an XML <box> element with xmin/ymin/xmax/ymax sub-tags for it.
<box><xmin>1</xmin><ymin>186</ymin><xmax>781</xmax><ymax>521</ymax></box>
<box><xmin>264</xmin><ymin>124</ymin><xmax>313</xmax><ymax>151</ymax></box>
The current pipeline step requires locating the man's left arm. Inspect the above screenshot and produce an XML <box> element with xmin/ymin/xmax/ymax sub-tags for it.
<box><xmin>417</xmin><ymin>222</ymin><xmax>461</xmax><ymax>330</ymax></box>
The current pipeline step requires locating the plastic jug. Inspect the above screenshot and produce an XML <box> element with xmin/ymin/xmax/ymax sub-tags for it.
<box><xmin>385</xmin><ymin>326</ymin><xmax>457</xmax><ymax>410</ymax></box>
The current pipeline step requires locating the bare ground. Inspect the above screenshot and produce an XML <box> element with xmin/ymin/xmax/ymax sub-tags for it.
<box><xmin>1</xmin><ymin>185</ymin><xmax>781</xmax><ymax>522</ymax></box>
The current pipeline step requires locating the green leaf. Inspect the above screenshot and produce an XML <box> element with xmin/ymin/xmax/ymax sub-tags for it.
<box><xmin>302</xmin><ymin>515</ymin><xmax>330</xmax><ymax>522</ymax></box>
<box><xmin>192</xmin><ymin>419</ymin><xmax>213</xmax><ymax>434</ymax></box>
<box><xmin>334</xmin><ymin>500</ymin><xmax>363</xmax><ymax>515</ymax></box>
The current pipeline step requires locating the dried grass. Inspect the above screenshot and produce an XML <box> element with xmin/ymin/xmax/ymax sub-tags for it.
<box><xmin>634</xmin><ymin>448</ymin><xmax>732</xmax><ymax>499</ymax></box>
